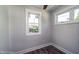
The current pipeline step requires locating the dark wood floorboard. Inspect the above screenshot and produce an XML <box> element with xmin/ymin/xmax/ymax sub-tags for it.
<box><xmin>24</xmin><ymin>45</ymin><xmax>65</xmax><ymax>54</ymax></box>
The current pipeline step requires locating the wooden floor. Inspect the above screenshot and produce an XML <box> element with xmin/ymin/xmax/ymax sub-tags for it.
<box><xmin>24</xmin><ymin>45</ymin><xmax>65</xmax><ymax>54</ymax></box>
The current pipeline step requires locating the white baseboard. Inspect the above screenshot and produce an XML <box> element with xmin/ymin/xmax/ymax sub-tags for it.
<box><xmin>15</xmin><ymin>43</ymin><xmax>72</xmax><ymax>54</ymax></box>
<box><xmin>0</xmin><ymin>43</ymin><xmax>72</xmax><ymax>54</ymax></box>
<box><xmin>50</xmin><ymin>43</ymin><xmax>72</xmax><ymax>54</ymax></box>
<box><xmin>0</xmin><ymin>51</ymin><xmax>15</xmax><ymax>54</ymax></box>
<box><xmin>16</xmin><ymin>43</ymin><xmax>52</xmax><ymax>54</ymax></box>
<box><xmin>0</xmin><ymin>51</ymin><xmax>9</xmax><ymax>54</ymax></box>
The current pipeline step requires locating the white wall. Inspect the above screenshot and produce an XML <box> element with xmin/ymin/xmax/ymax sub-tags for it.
<box><xmin>50</xmin><ymin>5</ymin><xmax>79</xmax><ymax>53</ymax></box>
<box><xmin>8</xmin><ymin>6</ymin><xmax>52</xmax><ymax>52</ymax></box>
<box><xmin>0</xmin><ymin>6</ymin><xmax>10</xmax><ymax>53</ymax></box>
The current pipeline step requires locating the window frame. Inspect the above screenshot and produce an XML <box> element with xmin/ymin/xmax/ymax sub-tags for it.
<box><xmin>55</xmin><ymin>6</ymin><xmax>79</xmax><ymax>25</ymax></box>
<box><xmin>25</xmin><ymin>9</ymin><xmax>41</xmax><ymax>35</ymax></box>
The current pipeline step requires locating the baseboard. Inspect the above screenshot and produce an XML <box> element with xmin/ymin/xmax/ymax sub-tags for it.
<box><xmin>16</xmin><ymin>43</ymin><xmax>52</xmax><ymax>54</ymax></box>
<box><xmin>15</xmin><ymin>42</ymin><xmax>72</xmax><ymax>54</ymax></box>
<box><xmin>0</xmin><ymin>51</ymin><xmax>15</xmax><ymax>54</ymax></box>
<box><xmin>50</xmin><ymin>43</ymin><xmax>72</xmax><ymax>54</ymax></box>
<box><xmin>0</xmin><ymin>43</ymin><xmax>73</xmax><ymax>54</ymax></box>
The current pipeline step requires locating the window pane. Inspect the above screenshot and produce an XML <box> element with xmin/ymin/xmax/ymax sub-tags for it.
<box><xmin>28</xmin><ymin>13</ymin><xmax>39</xmax><ymax>23</ymax></box>
<box><xmin>28</xmin><ymin>13</ymin><xmax>36</xmax><ymax>23</ymax></box>
<box><xmin>29</xmin><ymin>24</ymin><xmax>39</xmax><ymax>33</ymax></box>
<box><xmin>35</xmin><ymin>14</ymin><xmax>39</xmax><ymax>23</ymax></box>
<box><xmin>35</xmin><ymin>18</ymin><xmax>38</xmax><ymax>23</ymax></box>
<box><xmin>74</xmin><ymin>8</ymin><xmax>79</xmax><ymax>21</ymax></box>
<box><xmin>57</xmin><ymin>12</ymin><xmax>70</xmax><ymax>22</ymax></box>
<box><xmin>29</xmin><ymin>24</ymin><xmax>39</xmax><ymax>28</ymax></box>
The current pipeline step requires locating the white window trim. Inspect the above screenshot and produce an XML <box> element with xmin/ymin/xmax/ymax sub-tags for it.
<box><xmin>55</xmin><ymin>6</ymin><xmax>79</xmax><ymax>25</ymax></box>
<box><xmin>25</xmin><ymin>8</ymin><xmax>42</xmax><ymax>35</ymax></box>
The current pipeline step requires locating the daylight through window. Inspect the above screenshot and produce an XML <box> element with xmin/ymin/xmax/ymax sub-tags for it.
<box><xmin>28</xmin><ymin>13</ymin><xmax>39</xmax><ymax>33</ymax></box>
<box><xmin>26</xmin><ymin>9</ymin><xmax>41</xmax><ymax>35</ymax></box>
<box><xmin>56</xmin><ymin>6</ymin><xmax>79</xmax><ymax>24</ymax></box>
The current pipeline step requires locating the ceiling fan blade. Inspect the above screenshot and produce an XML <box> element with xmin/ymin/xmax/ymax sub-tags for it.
<box><xmin>43</xmin><ymin>5</ymin><xmax>48</xmax><ymax>9</ymax></box>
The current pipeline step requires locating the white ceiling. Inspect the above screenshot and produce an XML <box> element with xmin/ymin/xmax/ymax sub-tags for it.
<box><xmin>25</xmin><ymin>5</ymin><xmax>59</xmax><ymax>11</ymax></box>
<box><xmin>29</xmin><ymin>5</ymin><xmax>43</xmax><ymax>9</ymax></box>
<box><xmin>20</xmin><ymin>5</ymin><xmax>60</xmax><ymax>11</ymax></box>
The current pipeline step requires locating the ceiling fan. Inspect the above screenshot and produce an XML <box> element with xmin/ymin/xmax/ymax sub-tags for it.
<box><xmin>43</xmin><ymin>5</ymin><xmax>48</xmax><ymax>10</ymax></box>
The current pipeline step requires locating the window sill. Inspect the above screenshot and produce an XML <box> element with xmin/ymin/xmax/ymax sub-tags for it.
<box><xmin>55</xmin><ymin>21</ymin><xmax>79</xmax><ymax>25</ymax></box>
<box><xmin>26</xmin><ymin>32</ymin><xmax>41</xmax><ymax>36</ymax></box>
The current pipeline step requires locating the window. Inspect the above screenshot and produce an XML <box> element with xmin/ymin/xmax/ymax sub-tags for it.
<box><xmin>26</xmin><ymin>9</ymin><xmax>41</xmax><ymax>35</ymax></box>
<box><xmin>55</xmin><ymin>6</ymin><xmax>79</xmax><ymax>24</ymax></box>
<box><xmin>74</xmin><ymin>8</ymin><xmax>79</xmax><ymax>22</ymax></box>
<box><xmin>57</xmin><ymin>12</ymin><xmax>70</xmax><ymax>23</ymax></box>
